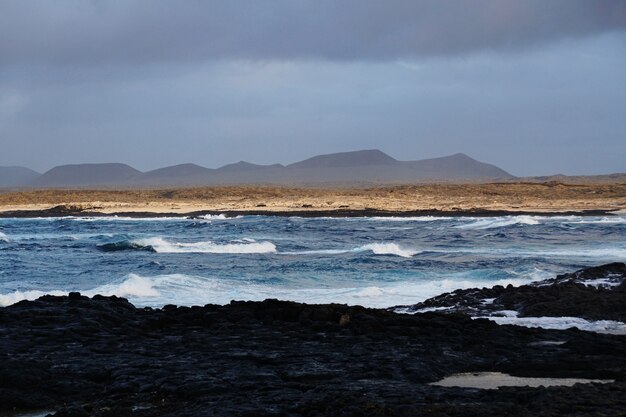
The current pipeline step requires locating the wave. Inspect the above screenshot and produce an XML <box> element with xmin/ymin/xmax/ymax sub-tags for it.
<box><xmin>456</xmin><ymin>216</ymin><xmax>540</xmax><ymax>230</ymax></box>
<box><xmin>89</xmin><ymin>274</ymin><xmax>161</xmax><ymax>298</ymax></box>
<box><xmin>0</xmin><ymin>267</ymin><xmax>540</xmax><ymax>309</ymax></box>
<box><xmin>196</xmin><ymin>214</ymin><xmax>242</xmax><ymax>220</ymax></box>
<box><xmin>359</xmin><ymin>243</ymin><xmax>418</xmax><ymax>257</ymax></box>
<box><xmin>562</xmin><ymin>217</ymin><xmax>626</xmax><ymax>225</ymax></box>
<box><xmin>0</xmin><ymin>275</ymin><xmax>159</xmax><ymax>307</ymax></box>
<box><xmin>477</xmin><ymin>315</ymin><xmax>626</xmax><ymax>335</ymax></box>
<box><xmin>65</xmin><ymin>216</ymin><xmax>189</xmax><ymax>222</ymax></box>
<box><xmin>0</xmin><ymin>289</ymin><xmax>67</xmax><ymax>307</ymax></box>
<box><xmin>99</xmin><ymin>237</ymin><xmax>276</xmax><ymax>254</ymax></box>
<box><xmin>0</xmin><ymin>231</ymin><xmax>9</xmax><ymax>242</ymax></box>
<box><xmin>364</xmin><ymin>216</ymin><xmax>450</xmax><ymax>222</ymax></box>
<box><xmin>281</xmin><ymin>242</ymin><xmax>419</xmax><ymax>258</ymax></box>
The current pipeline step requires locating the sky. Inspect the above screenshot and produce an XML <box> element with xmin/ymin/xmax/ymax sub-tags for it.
<box><xmin>0</xmin><ymin>1</ymin><xmax>625</xmax><ymax>176</ymax></box>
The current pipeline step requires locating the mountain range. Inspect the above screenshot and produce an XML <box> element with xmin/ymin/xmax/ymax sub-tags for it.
<box><xmin>1</xmin><ymin>149</ymin><xmax>513</xmax><ymax>188</ymax></box>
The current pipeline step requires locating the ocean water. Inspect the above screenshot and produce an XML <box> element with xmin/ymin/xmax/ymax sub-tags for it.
<box><xmin>0</xmin><ymin>214</ymin><xmax>625</xmax><ymax>308</ymax></box>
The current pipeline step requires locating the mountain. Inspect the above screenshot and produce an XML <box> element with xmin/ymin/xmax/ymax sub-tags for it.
<box><xmin>288</xmin><ymin>149</ymin><xmax>397</xmax><ymax>169</ymax></box>
<box><xmin>0</xmin><ymin>166</ymin><xmax>41</xmax><ymax>188</ymax></box>
<box><xmin>30</xmin><ymin>163</ymin><xmax>141</xmax><ymax>187</ymax></box>
<box><xmin>137</xmin><ymin>163</ymin><xmax>214</xmax><ymax>185</ymax></box>
<box><xmin>7</xmin><ymin>150</ymin><xmax>515</xmax><ymax>188</ymax></box>
<box><xmin>277</xmin><ymin>150</ymin><xmax>513</xmax><ymax>183</ymax></box>
<box><xmin>402</xmin><ymin>153</ymin><xmax>513</xmax><ymax>179</ymax></box>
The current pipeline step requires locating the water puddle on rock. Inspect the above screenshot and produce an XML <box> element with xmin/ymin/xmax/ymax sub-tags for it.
<box><xmin>431</xmin><ymin>372</ymin><xmax>614</xmax><ymax>389</ymax></box>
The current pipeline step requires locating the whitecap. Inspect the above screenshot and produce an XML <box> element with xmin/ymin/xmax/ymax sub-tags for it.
<box><xmin>365</xmin><ymin>216</ymin><xmax>450</xmax><ymax>222</ymax></box>
<box><xmin>0</xmin><ymin>289</ymin><xmax>66</xmax><ymax>307</ymax></box>
<box><xmin>133</xmin><ymin>237</ymin><xmax>277</xmax><ymax>254</ymax></box>
<box><xmin>0</xmin><ymin>231</ymin><xmax>9</xmax><ymax>242</ymax></box>
<box><xmin>563</xmin><ymin>217</ymin><xmax>626</xmax><ymax>225</ymax></box>
<box><xmin>90</xmin><ymin>274</ymin><xmax>161</xmax><ymax>298</ymax></box>
<box><xmin>456</xmin><ymin>216</ymin><xmax>540</xmax><ymax>230</ymax></box>
<box><xmin>198</xmin><ymin>214</ymin><xmax>242</xmax><ymax>220</ymax></box>
<box><xmin>357</xmin><ymin>242</ymin><xmax>419</xmax><ymax>257</ymax></box>
<box><xmin>280</xmin><ymin>242</ymin><xmax>419</xmax><ymax>258</ymax></box>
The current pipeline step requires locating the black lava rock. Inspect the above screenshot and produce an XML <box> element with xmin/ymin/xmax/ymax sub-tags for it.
<box><xmin>1</xmin><ymin>267</ymin><xmax>626</xmax><ymax>416</ymax></box>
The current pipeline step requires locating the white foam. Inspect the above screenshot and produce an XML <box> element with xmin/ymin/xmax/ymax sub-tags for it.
<box><xmin>365</xmin><ymin>216</ymin><xmax>450</xmax><ymax>222</ymax></box>
<box><xmin>89</xmin><ymin>274</ymin><xmax>161</xmax><ymax>298</ymax></box>
<box><xmin>0</xmin><ymin>231</ymin><xmax>9</xmax><ymax>242</ymax></box>
<box><xmin>280</xmin><ymin>242</ymin><xmax>419</xmax><ymax>258</ymax></box>
<box><xmin>456</xmin><ymin>216</ymin><xmax>540</xmax><ymax>230</ymax></box>
<box><xmin>355</xmin><ymin>286</ymin><xmax>385</xmax><ymax>297</ymax></box>
<box><xmin>0</xmin><ymin>267</ymin><xmax>540</xmax><ymax>309</ymax></box>
<box><xmin>581</xmin><ymin>278</ymin><xmax>623</xmax><ymax>288</ymax></box>
<box><xmin>476</xmin><ymin>315</ymin><xmax>626</xmax><ymax>335</ymax></box>
<box><xmin>563</xmin><ymin>217</ymin><xmax>626</xmax><ymax>225</ymax></box>
<box><xmin>134</xmin><ymin>237</ymin><xmax>277</xmax><ymax>254</ymax></box>
<box><xmin>67</xmin><ymin>216</ymin><xmax>188</xmax><ymax>222</ymax></box>
<box><xmin>359</xmin><ymin>243</ymin><xmax>419</xmax><ymax>258</ymax></box>
<box><xmin>406</xmin><ymin>306</ymin><xmax>454</xmax><ymax>313</ymax></box>
<box><xmin>0</xmin><ymin>289</ymin><xmax>66</xmax><ymax>307</ymax></box>
<box><xmin>198</xmin><ymin>214</ymin><xmax>241</xmax><ymax>220</ymax></box>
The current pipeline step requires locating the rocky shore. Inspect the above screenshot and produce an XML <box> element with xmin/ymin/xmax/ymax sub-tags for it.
<box><xmin>0</xmin><ymin>203</ymin><xmax>617</xmax><ymax>219</ymax></box>
<box><xmin>1</xmin><ymin>264</ymin><xmax>625</xmax><ymax>416</ymax></box>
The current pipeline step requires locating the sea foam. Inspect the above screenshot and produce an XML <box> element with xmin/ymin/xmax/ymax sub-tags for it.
<box><xmin>456</xmin><ymin>216</ymin><xmax>540</xmax><ymax>230</ymax></box>
<box><xmin>281</xmin><ymin>242</ymin><xmax>419</xmax><ymax>258</ymax></box>
<box><xmin>0</xmin><ymin>269</ymin><xmax>536</xmax><ymax>309</ymax></box>
<box><xmin>476</xmin><ymin>315</ymin><xmax>626</xmax><ymax>335</ymax></box>
<box><xmin>133</xmin><ymin>237</ymin><xmax>277</xmax><ymax>254</ymax></box>
<box><xmin>98</xmin><ymin>236</ymin><xmax>277</xmax><ymax>254</ymax></box>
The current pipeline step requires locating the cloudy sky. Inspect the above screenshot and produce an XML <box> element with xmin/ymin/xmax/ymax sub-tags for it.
<box><xmin>1</xmin><ymin>0</ymin><xmax>625</xmax><ymax>176</ymax></box>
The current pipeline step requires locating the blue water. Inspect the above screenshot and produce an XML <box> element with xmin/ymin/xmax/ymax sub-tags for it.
<box><xmin>0</xmin><ymin>214</ymin><xmax>625</xmax><ymax>308</ymax></box>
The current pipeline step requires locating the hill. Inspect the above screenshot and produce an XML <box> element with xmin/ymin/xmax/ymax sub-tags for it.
<box><xmin>0</xmin><ymin>166</ymin><xmax>41</xmax><ymax>188</ymax></box>
<box><xmin>30</xmin><ymin>163</ymin><xmax>141</xmax><ymax>187</ymax></box>
<box><xmin>3</xmin><ymin>150</ymin><xmax>518</xmax><ymax>188</ymax></box>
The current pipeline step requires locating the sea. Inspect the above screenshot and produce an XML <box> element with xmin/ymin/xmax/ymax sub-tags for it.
<box><xmin>1</xmin><ymin>214</ymin><xmax>625</xmax><ymax>309</ymax></box>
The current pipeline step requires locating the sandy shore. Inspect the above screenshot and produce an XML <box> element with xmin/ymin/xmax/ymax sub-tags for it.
<box><xmin>0</xmin><ymin>182</ymin><xmax>625</xmax><ymax>216</ymax></box>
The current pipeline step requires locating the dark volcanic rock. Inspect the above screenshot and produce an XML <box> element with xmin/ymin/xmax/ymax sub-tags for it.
<box><xmin>408</xmin><ymin>263</ymin><xmax>626</xmax><ymax>322</ymax></box>
<box><xmin>1</xmin><ymin>290</ymin><xmax>626</xmax><ymax>416</ymax></box>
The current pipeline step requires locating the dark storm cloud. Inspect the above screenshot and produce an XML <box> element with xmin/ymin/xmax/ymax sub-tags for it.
<box><xmin>0</xmin><ymin>0</ymin><xmax>625</xmax><ymax>65</ymax></box>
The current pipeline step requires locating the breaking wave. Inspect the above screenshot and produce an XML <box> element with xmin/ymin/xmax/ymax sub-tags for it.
<box><xmin>456</xmin><ymin>216</ymin><xmax>540</xmax><ymax>230</ymax></box>
<box><xmin>99</xmin><ymin>237</ymin><xmax>276</xmax><ymax>254</ymax></box>
<box><xmin>0</xmin><ymin>231</ymin><xmax>9</xmax><ymax>242</ymax></box>
<box><xmin>0</xmin><ymin>271</ymin><xmax>535</xmax><ymax>308</ymax></box>
<box><xmin>281</xmin><ymin>242</ymin><xmax>419</xmax><ymax>258</ymax></box>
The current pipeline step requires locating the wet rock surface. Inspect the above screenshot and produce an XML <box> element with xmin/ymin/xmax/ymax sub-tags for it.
<box><xmin>408</xmin><ymin>262</ymin><xmax>626</xmax><ymax>322</ymax></box>
<box><xmin>0</xmin><ymin>266</ymin><xmax>625</xmax><ymax>416</ymax></box>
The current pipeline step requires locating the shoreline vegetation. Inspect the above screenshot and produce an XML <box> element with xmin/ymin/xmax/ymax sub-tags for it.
<box><xmin>1</xmin><ymin>182</ymin><xmax>625</xmax><ymax>218</ymax></box>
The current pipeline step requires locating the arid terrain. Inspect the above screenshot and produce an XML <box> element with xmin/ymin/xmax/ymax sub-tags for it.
<box><xmin>1</xmin><ymin>182</ymin><xmax>625</xmax><ymax>215</ymax></box>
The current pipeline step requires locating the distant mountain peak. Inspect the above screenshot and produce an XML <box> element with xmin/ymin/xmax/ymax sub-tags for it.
<box><xmin>288</xmin><ymin>149</ymin><xmax>397</xmax><ymax>169</ymax></box>
<box><xmin>4</xmin><ymin>149</ymin><xmax>515</xmax><ymax>188</ymax></box>
<box><xmin>31</xmin><ymin>163</ymin><xmax>141</xmax><ymax>187</ymax></box>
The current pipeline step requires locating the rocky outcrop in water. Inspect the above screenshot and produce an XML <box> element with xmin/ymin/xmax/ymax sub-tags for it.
<box><xmin>1</xmin><ymin>265</ymin><xmax>625</xmax><ymax>416</ymax></box>
<box><xmin>407</xmin><ymin>262</ymin><xmax>626</xmax><ymax>322</ymax></box>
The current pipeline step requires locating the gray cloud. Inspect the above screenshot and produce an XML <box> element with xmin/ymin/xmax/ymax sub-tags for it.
<box><xmin>0</xmin><ymin>1</ymin><xmax>625</xmax><ymax>176</ymax></box>
<box><xmin>1</xmin><ymin>0</ymin><xmax>625</xmax><ymax>66</ymax></box>
<box><xmin>2</xmin><ymin>33</ymin><xmax>625</xmax><ymax>176</ymax></box>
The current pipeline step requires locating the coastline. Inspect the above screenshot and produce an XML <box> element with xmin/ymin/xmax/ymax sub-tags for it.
<box><xmin>0</xmin><ymin>204</ymin><xmax>620</xmax><ymax>218</ymax></box>
<box><xmin>0</xmin><ymin>183</ymin><xmax>625</xmax><ymax>218</ymax></box>
<box><xmin>2</xmin><ymin>264</ymin><xmax>625</xmax><ymax>416</ymax></box>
